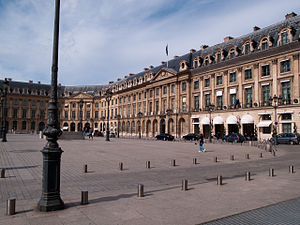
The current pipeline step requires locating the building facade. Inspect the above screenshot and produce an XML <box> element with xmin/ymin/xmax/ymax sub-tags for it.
<box><xmin>1</xmin><ymin>12</ymin><xmax>300</xmax><ymax>140</ymax></box>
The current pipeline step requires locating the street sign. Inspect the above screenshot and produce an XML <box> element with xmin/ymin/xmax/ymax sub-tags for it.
<box><xmin>275</xmin><ymin>121</ymin><xmax>278</xmax><ymax>125</ymax></box>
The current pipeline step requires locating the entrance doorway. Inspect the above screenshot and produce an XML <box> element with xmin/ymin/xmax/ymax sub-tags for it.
<box><xmin>160</xmin><ymin>119</ymin><xmax>166</xmax><ymax>134</ymax></box>
<box><xmin>243</xmin><ymin>124</ymin><xmax>254</xmax><ymax>137</ymax></box>
<box><xmin>228</xmin><ymin>124</ymin><xmax>239</xmax><ymax>134</ymax></box>
<box><xmin>214</xmin><ymin>124</ymin><xmax>224</xmax><ymax>139</ymax></box>
<box><xmin>203</xmin><ymin>125</ymin><xmax>209</xmax><ymax>139</ymax></box>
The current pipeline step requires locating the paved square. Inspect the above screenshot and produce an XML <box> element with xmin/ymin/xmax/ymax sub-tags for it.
<box><xmin>0</xmin><ymin>134</ymin><xmax>300</xmax><ymax>224</ymax></box>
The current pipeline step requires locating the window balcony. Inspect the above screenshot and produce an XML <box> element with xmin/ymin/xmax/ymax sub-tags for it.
<box><xmin>243</xmin><ymin>103</ymin><xmax>253</xmax><ymax>108</ymax></box>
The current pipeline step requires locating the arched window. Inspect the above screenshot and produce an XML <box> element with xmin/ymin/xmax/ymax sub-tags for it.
<box><xmin>229</xmin><ymin>49</ymin><xmax>235</xmax><ymax>59</ymax></box>
<box><xmin>204</xmin><ymin>57</ymin><xmax>209</xmax><ymax>65</ymax></box>
<box><xmin>244</xmin><ymin>42</ymin><xmax>250</xmax><ymax>54</ymax></box>
<box><xmin>281</xmin><ymin>30</ymin><xmax>289</xmax><ymax>45</ymax></box>
<box><xmin>261</xmin><ymin>38</ymin><xmax>268</xmax><ymax>50</ymax></box>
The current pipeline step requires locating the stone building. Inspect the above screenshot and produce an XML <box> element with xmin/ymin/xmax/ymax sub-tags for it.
<box><xmin>1</xmin><ymin>12</ymin><xmax>300</xmax><ymax>140</ymax></box>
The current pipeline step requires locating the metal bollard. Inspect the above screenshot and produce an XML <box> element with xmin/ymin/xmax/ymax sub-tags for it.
<box><xmin>182</xmin><ymin>179</ymin><xmax>188</xmax><ymax>191</ymax></box>
<box><xmin>217</xmin><ymin>175</ymin><xmax>223</xmax><ymax>185</ymax></box>
<box><xmin>83</xmin><ymin>164</ymin><xmax>88</xmax><ymax>173</ymax></box>
<box><xmin>138</xmin><ymin>184</ymin><xmax>144</xmax><ymax>197</ymax></box>
<box><xmin>245</xmin><ymin>171</ymin><xmax>251</xmax><ymax>181</ymax></box>
<box><xmin>245</xmin><ymin>154</ymin><xmax>250</xmax><ymax>159</ymax></box>
<box><xmin>171</xmin><ymin>159</ymin><xmax>176</xmax><ymax>167</ymax></box>
<box><xmin>272</xmin><ymin>151</ymin><xmax>276</xmax><ymax>157</ymax></box>
<box><xmin>81</xmin><ymin>190</ymin><xmax>88</xmax><ymax>205</ymax></box>
<box><xmin>146</xmin><ymin>161</ymin><xmax>151</xmax><ymax>169</ymax></box>
<box><xmin>193</xmin><ymin>158</ymin><xmax>197</xmax><ymax>165</ymax></box>
<box><xmin>6</xmin><ymin>197</ymin><xmax>16</xmax><ymax>215</ymax></box>
<box><xmin>269</xmin><ymin>168</ymin><xmax>274</xmax><ymax>177</ymax></box>
<box><xmin>289</xmin><ymin>165</ymin><xmax>295</xmax><ymax>173</ymax></box>
<box><xmin>214</xmin><ymin>157</ymin><xmax>218</xmax><ymax>163</ymax></box>
<box><xmin>230</xmin><ymin>155</ymin><xmax>234</xmax><ymax>161</ymax></box>
<box><xmin>1</xmin><ymin>169</ymin><xmax>5</xmax><ymax>178</ymax></box>
<box><xmin>259</xmin><ymin>153</ymin><xmax>263</xmax><ymax>158</ymax></box>
<box><xmin>119</xmin><ymin>162</ymin><xmax>123</xmax><ymax>171</ymax></box>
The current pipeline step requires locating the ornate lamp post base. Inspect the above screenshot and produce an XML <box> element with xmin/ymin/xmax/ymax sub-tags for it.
<box><xmin>38</xmin><ymin>147</ymin><xmax>64</xmax><ymax>212</ymax></box>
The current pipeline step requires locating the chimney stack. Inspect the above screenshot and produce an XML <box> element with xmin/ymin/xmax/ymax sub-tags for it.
<box><xmin>29</xmin><ymin>80</ymin><xmax>33</xmax><ymax>83</ymax></box>
<box><xmin>224</xmin><ymin>36</ymin><xmax>233</xmax><ymax>42</ymax></box>
<box><xmin>144</xmin><ymin>68</ymin><xmax>149</xmax><ymax>71</ymax></box>
<box><xmin>109</xmin><ymin>81</ymin><xmax>114</xmax><ymax>84</ymax></box>
<box><xmin>253</xmin><ymin>26</ymin><xmax>260</xmax><ymax>31</ymax></box>
<box><xmin>37</xmin><ymin>81</ymin><xmax>41</xmax><ymax>84</ymax></box>
<box><xmin>190</xmin><ymin>49</ymin><xmax>196</xmax><ymax>53</ymax></box>
<box><xmin>161</xmin><ymin>61</ymin><xmax>166</xmax><ymax>65</ymax></box>
<box><xmin>117</xmin><ymin>78</ymin><xmax>122</xmax><ymax>81</ymax></box>
<box><xmin>149</xmin><ymin>65</ymin><xmax>154</xmax><ymax>69</ymax></box>
<box><xmin>285</xmin><ymin>12</ymin><xmax>297</xmax><ymax>19</ymax></box>
<box><xmin>200</xmin><ymin>45</ymin><xmax>209</xmax><ymax>50</ymax></box>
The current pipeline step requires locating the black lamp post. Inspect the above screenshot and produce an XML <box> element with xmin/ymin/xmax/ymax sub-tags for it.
<box><xmin>79</xmin><ymin>99</ymin><xmax>83</xmax><ymax>131</ymax></box>
<box><xmin>105</xmin><ymin>89</ymin><xmax>113</xmax><ymax>141</ymax></box>
<box><xmin>269</xmin><ymin>95</ymin><xmax>282</xmax><ymax>144</ymax></box>
<box><xmin>208</xmin><ymin>104</ymin><xmax>215</xmax><ymax>143</ymax></box>
<box><xmin>137</xmin><ymin>112</ymin><xmax>143</xmax><ymax>139</ymax></box>
<box><xmin>1</xmin><ymin>78</ymin><xmax>9</xmax><ymax>142</ymax></box>
<box><xmin>38</xmin><ymin>0</ymin><xmax>64</xmax><ymax>211</ymax></box>
<box><xmin>116</xmin><ymin>114</ymin><xmax>121</xmax><ymax>138</ymax></box>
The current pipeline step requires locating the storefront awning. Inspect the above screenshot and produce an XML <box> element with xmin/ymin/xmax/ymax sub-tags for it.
<box><xmin>226</xmin><ymin>115</ymin><xmax>238</xmax><ymax>124</ymax></box>
<box><xmin>201</xmin><ymin>117</ymin><xmax>210</xmax><ymax>125</ymax></box>
<box><xmin>213</xmin><ymin>116</ymin><xmax>224</xmax><ymax>125</ymax></box>
<box><xmin>63</xmin><ymin>126</ymin><xmax>68</xmax><ymax>130</ymax></box>
<box><xmin>257</xmin><ymin>121</ymin><xmax>272</xmax><ymax>127</ymax></box>
<box><xmin>257</xmin><ymin>111</ymin><xmax>272</xmax><ymax>115</ymax></box>
<box><xmin>192</xmin><ymin>122</ymin><xmax>199</xmax><ymax>125</ymax></box>
<box><xmin>277</xmin><ymin>111</ymin><xmax>294</xmax><ymax>114</ymax></box>
<box><xmin>191</xmin><ymin>116</ymin><xmax>199</xmax><ymax>119</ymax></box>
<box><xmin>241</xmin><ymin>114</ymin><xmax>254</xmax><ymax>124</ymax></box>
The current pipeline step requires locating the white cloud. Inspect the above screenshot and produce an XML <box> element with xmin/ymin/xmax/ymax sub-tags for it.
<box><xmin>0</xmin><ymin>0</ymin><xmax>300</xmax><ymax>85</ymax></box>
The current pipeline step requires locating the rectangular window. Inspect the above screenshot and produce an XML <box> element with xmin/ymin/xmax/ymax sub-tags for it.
<box><xmin>150</xmin><ymin>90</ymin><xmax>153</xmax><ymax>98</ymax></box>
<box><xmin>155</xmin><ymin>101</ymin><xmax>159</xmax><ymax>113</ymax></box>
<box><xmin>95</xmin><ymin>111</ymin><xmax>99</xmax><ymax>119</ymax></box>
<box><xmin>262</xmin><ymin>40</ymin><xmax>268</xmax><ymax>50</ymax></box>
<box><xmin>31</xmin><ymin>109</ymin><xmax>36</xmax><ymax>118</ymax></box>
<box><xmin>217</xmin><ymin>96</ymin><xmax>223</xmax><ymax>108</ymax></box>
<box><xmin>14</xmin><ymin>100</ymin><xmax>18</xmax><ymax>105</ymax></box>
<box><xmin>95</xmin><ymin>103</ymin><xmax>99</xmax><ymax>108</ymax></box>
<box><xmin>162</xmin><ymin>99</ymin><xmax>167</xmax><ymax>113</ymax></box>
<box><xmin>163</xmin><ymin>86</ymin><xmax>167</xmax><ymax>95</ymax></box>
<box><xmin>64</xmin><ymin>111</ymin><xmax>68</xmax><ymax>119</ymax></box>
<box><xmin>262</xmin><ymin>114</ymin><xmax>271</xmax><ymax>120</ymax></box>
<box><xmin>40</xmin><ymin>101</ymin><xmax>45</xmax><ymax>107</ymax></box>
<box><xmin>216</xmin><ymin>76</ymin><xmax>222</xmax><ymax>85</ymax></box>
<box><xmin>194</xmin><ymin>96</ymin><xmax>199</xmax><ymax>110</ymax></box>
<box><xmin>13</xmin><ymin>108</ymin><xmax>18</xmax><ymax>118</ymax></box>
<box><xmin>261</xmin><ymin>65</ymin><xmax>270</xmax><ymax>77</ymax></box>
<box><xmin>22</xmin><ymin>109</ymin><xmax>27</xmax><ymax>118</ymax></box>
<box><xmin>282</xmin><ymin>113</ymin><xmax>292</xmax><ymax>120</ymax></box>
<box><xmin>133</xmin><ymin>95</ymin><xmax>136</xmax><ymax>101</ymax></box>
<box><xmin>230</xmin><ymin>94</ymin><xmax>236</xmax><ymax>106</ymax></box>
<box><xmin>133</xmin><ymin>104</ymin><xmax>136</xmax><ymax>115</ymax></box>
<box><xmin>281</xmin><ymin>30</ymin><xmax>289</xmax><ymax>45</ymax></box>
<box><xmin>194</xmin><ymin>80</ymin><xmax>199</xmax><ymax>90</ymax></box>
<box><xmin>143</xmin><ymin>102</ymin><xmax>146</xmax><ymax>113</ymax></box>
<box><xmin>205</xmin><ymin>78</ymin><xmax>210</xmax><ymax>87</ymax></box>
<box><xmin>79</xmin><ymin>111</ymin><xmax>83</xmax><ymax>119</ymax></box>
<box><xmin>171</xmin><ymin>98</ymin><xmax>175</xmax><ymax>111</ymax></box>
<box><xmin>281</xmin><ymin>81</ymin><xmax>291</xmax><ymax>103</ymax></box>
<box><xmin>72</xmin><ymin>111</ymin><xmax>75</xmax><ymax>119</ymax></box>
<box><xmin>22</xmin><ymin>121</ymin><xmax>26</xmax><ymax>130</ymax></box>
<box><xmin>149</xmin><ymin>102</ymin><xmax>152</xmax><ymax>113</ymax></box>
<box><xmin>171</xmin><ymin>84</ymin><xmax>175</xmax><ymax>93</ymax></box>
<box><xmin>245</xmin><ymin>69</ymin><xmax>252</xmax><ymax>80</ymax></box>
<box><xmin>156</xmin><ymin>88</ymin><xmax>160</xmax><ymax>96</ymax></box>
<box><xmin>138</xmin><ymin>93</ymin><xmax>141</xmax><ymax>100</ymax></box>
<box><xmin>230</xmin><ymin>72</ymin><xmax>236</xmax><ymax>83</ymax></box>
<box><xmin>245</xmin><ymin>42</ymin><xmax>250</xmax><ymax>54</ymax></box>
<box><xmin>205</xmin><ymin>94</ymin><xmax>210</xmax><ymax>107</ymax></box>
<box><xmin>263</xmin><ymin>127</ymin><xmax>271</xmax><ymax>134</ymax></box>
<box><xmin>280</xmin><ymin>60</ymin><xmax>290</xmax><ymax>73</ymax></box>
<box><xmin>182</xmin><ymin>82</ymin><xmax>186</xmax><ymax>92</ymax></box>
<box><xmin>245</xmin><ymin>88</ymin><xmax>253</xmax><ymax>106</ymax></box>
<box><xmin>282</xmin><ymin>123</ymin><xmax>292</xmax><ymax>133</ymax></box>
<box><xmin>23</xmin><ymin>100</ymin><xmax>27</xmax><ymax>106</ymax></box>
<box><xmin>32</xmin><ymin>101</ymin><xmax>36</xmax><ymax>107</ymax></box>
<box><xmin>87</xmin><ymin>111</ymin><xmax>90</xmax><ymax>120</ymax></box>
<box><xmin>182</xmin><ymin>97</ymin><xmax>186</xmax><ymax>112</ymax></box>
<box><xmin>262</xmin><ymin>85</ymin><xmax>270</xmax><ymax>105</ymax></box>
<box><xmin>138</xmin><ymin>103</ymin><xmax>141</xmax><ymax>112</ymax></box>
<box><xmin>40</xmin><ymin>110</ymin><xmax>45</xmax><ymax>119</ymax></box>
<box><xmin>217</xmin><ymin>52</ymin><xmax>221</xmax><ymax>62</ymax></box>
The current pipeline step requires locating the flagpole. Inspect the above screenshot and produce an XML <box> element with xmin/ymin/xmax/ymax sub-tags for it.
<box><xmin>166</xmin><ymin>44</ymin><xmax>169</xmax><ymax>68</ymax></box>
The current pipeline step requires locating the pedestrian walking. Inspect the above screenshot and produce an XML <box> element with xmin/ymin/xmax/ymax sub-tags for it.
<box><xmin>88</xmin><ymin>128</ymin><xmax>93</xmax><ymax>140</ymax></box>
<box><xmin>198</xmin><ymin>133</ymin><xmax>205</xmax><ymax>152</ymax></box>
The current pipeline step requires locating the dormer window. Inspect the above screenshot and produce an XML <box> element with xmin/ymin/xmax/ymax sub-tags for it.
<box><xmin>229</xmin><ymin>49</ymin><xmax>235</xmax><ymax>59</ymax></box>
<box><xmin>244</xmin><ymin>42</ymin><xmax>250</xmax><ymax>54</ymax></box>
<box><xmin>181</xmin><ymin>62</ymin><xmax>185</xmax><ymax>69</ymax></box>
<box><xmin>193</xmin><ymin>58</ymin><xmax>199</xmax><ymax>68</ymax></box>
<box><xmin>204</xmin><ymin>57</ymin><xmax>209</xmax><ymax>66</ymax></box>
<box><xmin>281</xmin><ymin>30</ymin><xmax>289</xmax><ymax>45</ymax></box>
<box><xmin>261</xmin><ymin>38</ymin><xmax>269</xmax><ymax>50</ymax></box>
<box><xmin>216</xmin><ymin>52</ymin><xmax>221</xmax><ymax>63</ymax></box>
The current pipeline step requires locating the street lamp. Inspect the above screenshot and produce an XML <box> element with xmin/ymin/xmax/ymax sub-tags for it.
<box><xmin>0</xmin><ymin>78</ymin><xmax>9</xmax><ymax>142</ymax></box>
<box><xmin>79</xmin><ymin>99</ymin><xmax>83</xmax><ymax>131</ymax></box>
<box><xmin>38</xmin><ymin>0</ymin><xmax>64</xmax><ymax>211</ymax></box>
<box><xmin>137</xmin><ymin>112</ymin><xmax>143</xmax><ymax>139</ymax></box>
<box><xmin>208</xmin><ymin>104</ymin><xmax>215</xmax><ymax>143</ymax></box>
<box><xmin>269</xmin><ymin>95</ymin><xmax>282</xmax><ymax>144</ymax></box>
<box><xmin>116</xmin><ymin>114</ymin><xmax>121</xmax><ymax>138</ymax></box>
<box><xmin>104</xmin><ymin>89</ymin><xmax>113</xmax><ymax>141</ymax></box>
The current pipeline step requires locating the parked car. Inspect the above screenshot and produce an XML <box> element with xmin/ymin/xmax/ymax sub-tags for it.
<box><xmin>109</xmin><ymin>132</ymin><xmax>116</xmax><ymax>138</ymax></box>
<box><xmin>270</xmin><ymin>133</ymin><xmax>300</xmax><ymax>145</ymax></box>
<box><xmin>224</xmin><ymin>133</ymin><xmax>245</xmax><ymax>143</ymax></box>
<box><xmin>183</xmin><ymin>133</ymin><xmax>199</xmax><ymax>141</ymax></box>
<box><xmin>155</xmin><ymin>133</ymin><xmax>174</xmax><ymax>141</ymax></box>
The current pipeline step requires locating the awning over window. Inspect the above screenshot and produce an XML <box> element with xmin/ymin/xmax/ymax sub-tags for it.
<box><xmin>241</xmin><ymin>114</ymin><xmax>254</xmax><ymax>124</ymax></box>
<box><xmin>226</xmin><ymin>115</ymin><xmax>238</xmax><ymax>124</ymax></box>
<box><xmin>192</xmin><ymin>122</ymin><xmax>199</xmax><ymax>125</ymax></box>
<box><xmin>277</xmin><ymin>111</ymin><xmax>294</xmax><ymax>114</ymax></box>
<box><xmin>257</xmin><ymin>111</ymin><xmax>272</xmax><ymax>115</ymax></box>
<box><xmin>213</xmin><ymin>116</ymin><xmax>224</xmax><ymax>125</ymax></box>
<box><xmin>94</xmin><ymin>128</ymin><xmax>98</xmax><ymax>130</ymax></box>
<box><xmin>201</xmin><ymin>117</ymin><xmax>210</xmax><ymax>125</ymax></box>
<box><xmin>257</xmin><ymin>121</ymin><xmax>272</xmax><ymax>127</ymax></box>
<box><xmin>63</xmin><ymin>126</ymin><xmax>68</xmax><ymax>131</ymax></box>
<box><xmin>191</xmin><ymin>116</ymin><xmax>199</xmax><ymax>119</ymax></box>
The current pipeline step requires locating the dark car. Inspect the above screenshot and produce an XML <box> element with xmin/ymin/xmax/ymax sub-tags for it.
<box><xmin>183</xmin><ymin>133</ymin><xmax>199</xmax><ymax>141</ymax></box>
<box><xmin>271</xmin><ymin>133</ymin><xmax>300</xmax><ymax>145</ymax></box>
<box><xmin>225</xmin><ymin>133</ymin><xmax>245</xmax><ymax>143</ymax></box>
<box><xmin>155</xmin><ymin>133</ymin><xmax>174</xmax><ymax>141</ymax></box>
<box><xmin>109</xmin><ymin>132</ymin><xmax>116</xmax><ymax>138</ymax></box>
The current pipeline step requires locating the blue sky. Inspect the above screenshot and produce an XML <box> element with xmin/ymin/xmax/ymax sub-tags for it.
<box><xmin>0</xmin><ymin>0</ymin><xmax>300</xmax><ymax>86</ymax></box>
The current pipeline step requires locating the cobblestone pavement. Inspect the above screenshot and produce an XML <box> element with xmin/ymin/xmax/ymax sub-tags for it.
<box><xmin>0</xmin><ymin>134</ymin><xmax>300</xmax><ymax>225</ymax></box>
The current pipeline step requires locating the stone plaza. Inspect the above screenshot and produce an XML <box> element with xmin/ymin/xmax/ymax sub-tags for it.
<box><xmin>1</xmin><ymin>135</ymin><xmax>300</xmax><ymax>224</ymax></box>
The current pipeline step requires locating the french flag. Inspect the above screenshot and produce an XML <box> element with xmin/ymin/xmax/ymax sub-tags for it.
<box><xmin>166</xmin><ymin>44</ymin><xmax>168</xmax><ymax>56</ymax></box>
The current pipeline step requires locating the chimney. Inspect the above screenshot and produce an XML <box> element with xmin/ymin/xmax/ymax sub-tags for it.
<box><xmin>190</xmin><ymin>49</ymin><xmax>196</xmax><ymax>53</ymax></box>
<box><xmin>58</xmin><ymin>83</ymin><xmax>61</xmax><ymax>86</ymax></box>
<box><xmin>37</xmin><ymin>81</ymin><xmax>41</xmax><ymax>84</ymax></box>
<box><xmin>285</xmin><ymin>12</ymin><xmax>297</xmax><ymax>19</ymax></box>
<box><xmin>224</xmin><ymin>36</ymin><xmax>233</xmax><ymax>42</ymax></box>
<box><xmin>149</xmin><ymin>65</ymin><xmax>154</xmax><ymax>69</ymax></box>
<box><xmin>109</xmin><ymin>81</ymin><xmax>114</xmax><ymax>84</ymax></box>
<box><xmin>7</xmin><ymin>78</ymin><xmax>12</xmax><ymax>81</ymax></box>
<box><xmin>173</xmin><ymin>56</ymin><xmax>179</xmax><ymax>59</ymax></box>
<box><xmin>253</xmin><ymin>26</ymin><xmax>260</xmax><ymax>31</ymax></box>
<box><xmin>117</xmin><ymin>78</ymin><xmax>122</xmax><ymax>81</ymax></box>
<box><xmin>144</xmin><ymin>68</ymin><xmax>149</xmax><ymax>71</ymax></box>
<box><xmin>29</xmin><ymin>80</ymin><xmax>33</xmax><ymax>83</ymax></box>
<box><xmin>161</xmin><ymin>61</ymin><xmax>166</xmax><ymax>65</ymax></box>
<box><xmin>128</xmin><ymin>73</ymin><xmax>134</xmax><ymax>76</ymax></box>
<box><xmin>200</xmin><ymin>45</ymin><xmax>209</xmax><ymax>50</ymax></box>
